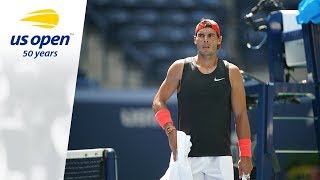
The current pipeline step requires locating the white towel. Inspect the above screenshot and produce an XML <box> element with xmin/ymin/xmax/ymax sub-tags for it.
<box><xmin>160</xmin><ymin>131</ymin><xmax>193</xmax><ymax>180</ymax></box>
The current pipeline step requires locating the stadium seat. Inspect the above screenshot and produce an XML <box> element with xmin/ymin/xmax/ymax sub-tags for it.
<box><xmin>191</xmin><ymin>10</ymin><xmax>219</xmax><ymax>23</ymax></box>
<box><xmin>172</xmin><ymin>43</ymin><xmax>197</xmax><ymax>60</ymax></box>
<box><xmin>104</xmin><ymin>8</ymin><xmax>131</xmax><ymax>24</ymax></box>
<box><xmin>158</xmin><ymin>10</ymin><xmax>188</xmax><ymax>25</ymax></box>
<box><xmin>131</xmin><ymin>9</ymin><xmax>160</xmax><ymax>24</ymax></box>
<box><xmin>144</xmin><ymin>43</ymin><xmax>172</xmax><ymax>60</ymax></box>
<box><xmin>156</xmin><ymin>25</ymin><xmax>187</xmax><ymax>42</ymax></box>
<box><xmin>117</xmin><ymin>25</ymin><xmax>155</xmax><ymax>42</ymax></box>
<box><xmin>91</xmin><ymin>0</ymin><xmax>112</xmax><ymax>6</ymax></box>
<box><xmin>198</xmin><ymin>0</ymin><xmax>224</xmax><ymax>8</ymax></box>
<box><xmin>170</xmin><ymin>0</ymin><xmax>196</xmax><ymax>8</ymax></box>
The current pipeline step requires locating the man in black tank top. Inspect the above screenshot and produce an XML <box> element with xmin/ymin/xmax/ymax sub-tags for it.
<box><xmin>153</xmin><ymin>18</ymin><xmax>253</xmax><ymax>180</ymax></box>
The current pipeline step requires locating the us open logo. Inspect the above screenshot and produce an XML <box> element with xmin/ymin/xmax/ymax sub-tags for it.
<box><xmin>10</xmin><ymin>9</ymin><xmax>73</xmax><ymax>59</ymax></box>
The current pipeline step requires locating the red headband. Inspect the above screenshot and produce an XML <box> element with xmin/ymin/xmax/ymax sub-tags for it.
<box><xmin>195</xmin><ymin>19</ymin><xmax>220</xmax><ymax>36</ymax></box>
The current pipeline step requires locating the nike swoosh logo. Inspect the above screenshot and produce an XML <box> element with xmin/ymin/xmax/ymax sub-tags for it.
<box><xmin>214</xmin><ymin>77</ymin><xmax>225</xmax><ymax>82</ymax></box>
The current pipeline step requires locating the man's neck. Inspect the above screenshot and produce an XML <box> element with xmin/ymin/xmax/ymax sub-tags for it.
<box><xmin>196</xmin><ymin>54</ymin><xmax>218</xmax><ymax>68</ymax></box>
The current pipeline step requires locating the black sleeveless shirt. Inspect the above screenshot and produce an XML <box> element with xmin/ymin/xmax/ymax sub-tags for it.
<box><xmin>177</xmin><ymin>56</ymin><xmax>232</xmax><ymax>157</ymax></box>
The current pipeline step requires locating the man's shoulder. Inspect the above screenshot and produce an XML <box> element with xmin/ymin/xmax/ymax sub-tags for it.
<box><xmin>228</xmin><ymin>63</ymin><xmax>240</xmax><ymax>71</ymax></box>
<box><xmin>221</xmin><ymin>59</ymin><xmax>238</xmax><ymax>70</ymax></box>
<box><xmin>173</xmin><ymin>59</ymin><xmax>185</xmax><ymax>65</ymax></box>
<box><xmin>171</xmin><ymin>56</ymin><xmax>192</xmax><ymax>68</ymax></box>
<box><xmin>170</xmin><ymin>59</ymin><xmax>184</xmax><ymax>74</ymax></box>
<box><xmin>227</xmin><ymin>62</ymin><xmax>242</xmax><ymax>83</ymax></box>
<box><xmin>167</xmin><ymin>57</ymin><xmax>193</xmax><ymax>79</ymax></box>
<box><xmin>174</xmin><ymin>56</ymin><xmax>194</xmax><ymax>65</ymax></box>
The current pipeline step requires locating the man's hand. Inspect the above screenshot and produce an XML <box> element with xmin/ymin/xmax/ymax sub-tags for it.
<box><xmin>238</xmin><ymin>156</ymin><xmax>253</xmax><ymax>178</ymax></box>
<box><xmin>164</xmin><ymin>123</ymin><xmax>178</xmax><ymax>161</ymax></box>
<box><xmin>167</xmin><ymin>129</ymin><xmax>177</xmax><ymax>161</ymax></box>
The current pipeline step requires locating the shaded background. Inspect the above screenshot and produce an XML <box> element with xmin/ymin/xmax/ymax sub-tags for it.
<box><xmin>76</xmin><ymin>0</ymin><xmax>303</xmax><ymax>89</ymax></box>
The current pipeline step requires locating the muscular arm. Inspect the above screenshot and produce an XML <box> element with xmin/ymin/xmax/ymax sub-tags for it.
<box><xmin>152</xmin><ymin>60</ymin><xmax>183</xmax><ymax>161</ymax></box>
<box><xmin>229</xmin><ymin>64</ymin><xmax>250</xmax><ymax>139</ymax></box>
<box><xmin>152</xmin><ymin>60</ymin><xmax>183</xmax><ymax>117</ymax></box>
<box><xmin>229</xmin><ymin>63</ymin><xmax>253</xmax><ymax>176</ymax></box>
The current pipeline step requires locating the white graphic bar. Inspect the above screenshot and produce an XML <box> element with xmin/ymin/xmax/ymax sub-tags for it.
<box><xmin>0</xmin><ymin>0</ymin><xmax>87</xmax><ymax>179</ymax></box>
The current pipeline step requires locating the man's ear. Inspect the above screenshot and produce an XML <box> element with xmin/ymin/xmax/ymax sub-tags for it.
<box><xmin>194</xmin><ymin>36</ymin><xmax>197</xmax><ymax>44</ymax></box>
<box><xmin>218</xmin><ymin>36</ymin><xmax>222</xmax><ymax>44</ymax></box>
<box><xmin>217</xmin><ymin>36</ymin><xmax>222</xmax><ymax>49</ymax></box>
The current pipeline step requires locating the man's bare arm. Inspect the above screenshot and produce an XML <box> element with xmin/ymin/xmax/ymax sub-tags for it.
<box><xmin>152</xmin><ymin>60</ymin><xmax>183</xmax><ymax>115</ymax></box>
<box><xmin>229</xmin><ymin>63</ymin><xmax>253</xmax><ymax>176</ymax></box>
<box><xmin>152</xmin><ymin>60</ymin><xmax>184</xmax><ymax>161</ymax></box>
<box><xmin>229</xmin><ymin>64</ymin><xmax>250</xmax><ymax>139</ymax></box>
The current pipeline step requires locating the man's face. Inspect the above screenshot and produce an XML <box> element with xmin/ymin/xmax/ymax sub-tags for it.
<box><xmin>194</xmin><ymin>27</ymin><xmax>222</xmax><ymax>56</ymax></box>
